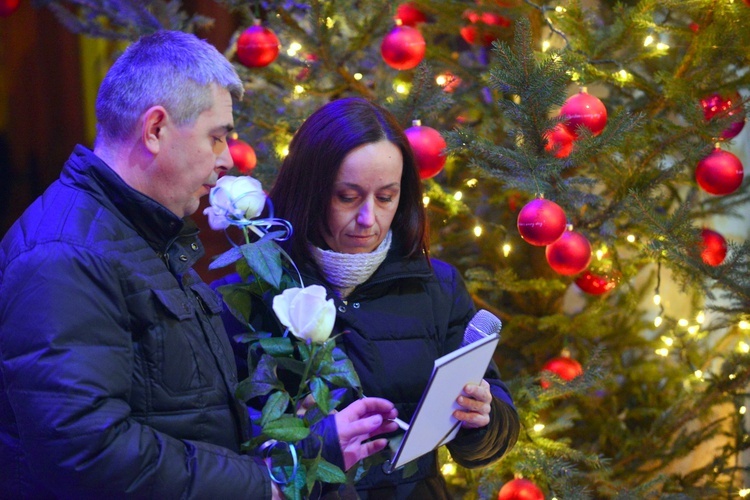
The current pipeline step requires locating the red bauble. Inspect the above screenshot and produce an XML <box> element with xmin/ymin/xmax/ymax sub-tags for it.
<box><xmin>560</xmin><ymin>91</ymin><xmax>607</xmax><ymax>137</ymax></box>
<box><xmin>497</xmin><ymin>478</ymin><xmax>545</xmax><ymax>500</ymax></box>
<box><xmin>540</xmin><ymin>356</ymin><xmax>583</xmax><ymax>389</ymax></box>
<box><xmin>436</xmin><ymin>71</ymin><xmax>462</xmax><ymax>93</ymax></box>
<box><xmin>695</xmin><ymin>148</ymin><xmax>744</xmax><ymax>195</ymax></box>
<box><xmin>381</xmin><ymin>25</ymin><xmax>426</xmax><ymax>70</ymax></box>
<box><xmin>237</xmin><ymin>25</ymin><xmax>280</xmax><ymax>68</ymax></box>
<box><xmin>545</xmin><ymin>230</ymin><xmax>592</xmax><ymax>276</ymax></box>
<box><xmin>544</xmin><ymin>123</ymin><xmax>576</xmax><ymax>158</ymax></box>
<box><xmin>460</xmin><ymin>10</ymin><xmax>511</xmax><ymax>47</ymax></box>
<box><xmin>701</xmin><ymin>228</ymin><xmax>727</xmax><ymax>266</ymax></box>
<box><xmin>395</xmin><ymin>2</ymin><xmax>427</xmax><ymax>26</ymax></box>
<box><xmin>228</xmin><ymin>139</ymin><xmax>257</xmax><ymax>174</ymax></box>
<box><xmin>405</xmin><ymin>123</ymin><xmax>447</xmax><ymax>179</ymax></box>
<box><xmin>575</xmin><ymin>270</ymin><xmax>620</xmax><ymax>295</ymax></box>
<box><xmin>0</xmin><ymin>0</ymin><xmax>20</xmax><ymax>17</ymax></box>
<box><xmin>517</xmin><ymin>199</ymin><xmax>567</xmax><ymax>246</ymax></box>
<box><xmin>701</xmin><ymin>91</ymin><xmax>746</xmax><ymax>140</ymax></box>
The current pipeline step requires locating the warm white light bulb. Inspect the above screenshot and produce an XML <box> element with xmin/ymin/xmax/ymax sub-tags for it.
<box><xmin>473</xmin><ymin>226</ymin><xmax>482</xmax><ymax>237</ymax></box>
<box><xmin>502</xmin><ymin>244</ymin><xmax>511</xmax><ymax>257</ymax></box>
<box><xmin>441</xmin><ymin>463</ymin><xmax>457</xmax><ymax>476</ymax></box>
<box><xmin>653</xmin><ymin>294</ymin><xmax>661</xmax><ymax>306</ymax></box>
<box><xmin>454</xmin><ymin>191</ymin><xmax>463</xmax><ymax>201</ymax></box>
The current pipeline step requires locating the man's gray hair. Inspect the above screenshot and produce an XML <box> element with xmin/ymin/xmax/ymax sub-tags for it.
<box><xmin>95</xmin><ymin>30</ymin><xmax>243</xmax><ymax>144</ymax></box>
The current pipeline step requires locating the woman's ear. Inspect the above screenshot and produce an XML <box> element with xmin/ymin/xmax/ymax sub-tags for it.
<box><xmin>142</xmin><ymin>106</ymin><xmax>168</xmax><ymax>155</ymax></box>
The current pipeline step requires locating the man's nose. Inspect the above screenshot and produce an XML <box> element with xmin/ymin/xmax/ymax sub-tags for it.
<box><xmin>216</xmin><ymin>142</ymin><xmax>234</xmax><ymax>173</ymax></box>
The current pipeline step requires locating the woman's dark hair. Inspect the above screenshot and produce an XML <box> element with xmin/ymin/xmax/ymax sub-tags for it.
<box><xmin>269</xmin><ymin>97</ymin><xmax>428</xmax><ymax>268</ymax></box>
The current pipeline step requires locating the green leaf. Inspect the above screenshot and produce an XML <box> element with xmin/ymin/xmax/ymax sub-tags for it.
<box><xmin>241</xmin><ymin>239</ymin><xmax>284</xmax><ymax>289</ymax></box>
<box><xmin>310</xmin><ymin>376</ymin><xmax>330</xmax><ymax>415</ymax></box>
<box><xmin>314</xmin><ymin>458</ymin><xmax>347</xmax><ymax>484</ymax></box>
<box><xmin>263</xmin><ymin>415</ymin><xmax>310</xmax><ymax>442</ymax></box>
<box><xmin>237</xmin><ymin>354</ymin><xmax>283</xmax><ymax>401</ymax></box>
<box><xmin>260</xmin><ymin>336</ymin><xmax>295</xmax><ymax>357</ymax></box>
<box><xmin>261</xmin><ymin>391</ymin><xmax>291</xmax><ymax>426</ymax></box>
<box><xmin>319</xmin><ymin>357</ymin><xmax>361</xmax><ymax>389</ymax></box>
<box><xmin>302</xmin><ymin>457</ymin><xmax>318</xmax><ymax>494</ymax></box>
<box><xmin>275</xmin><ymin>357</ymin><xmax>307</xmax><ymax>376</ymax></box>
<box><xmin>216</xmin><ymin>284</ymin><xmax>254</xmax><ymax>325</ymax></box>
<box><xmin>298</xmin><ymin>342</ymin><xmax>312</xmax><ymax>362</ymax></box>
<box><xmin>208</xmin><ymin>246</ymin><xmax>242</xmax><ymax>270</ymax></box>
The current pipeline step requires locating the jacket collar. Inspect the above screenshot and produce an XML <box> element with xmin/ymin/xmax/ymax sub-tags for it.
<box><xmin>63</xmin><ymin>145</ymin><xmax>189</xmax><ymax>255</ymax></box>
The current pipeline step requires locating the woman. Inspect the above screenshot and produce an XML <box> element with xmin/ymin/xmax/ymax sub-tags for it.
<box><xmin>266</xmin><ymin>97</ymin><xmax>519</xmax><ymax>498</ymax></box>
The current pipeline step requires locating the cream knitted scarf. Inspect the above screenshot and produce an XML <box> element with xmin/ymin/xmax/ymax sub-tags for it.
<box><xmin>310</xmin><ymin>231</ymin><xmax>392</xmax><ymax>299</ymax></box>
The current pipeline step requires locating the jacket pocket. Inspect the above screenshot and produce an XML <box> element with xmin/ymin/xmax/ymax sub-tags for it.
<box><xmin>149</xmin><ymin>288</ymin><xmax>216</xmax><ymax>395</ymax></box>
<box><xmin>189</xmin><ymin>282</ymin><xmax>224</xmax><ymax>316</ymax></box>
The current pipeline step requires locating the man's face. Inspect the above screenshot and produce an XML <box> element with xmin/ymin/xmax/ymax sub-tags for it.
<box><xmin>151</xmin><ymin>84</ymin><xmax>235</xmax><ymax>218</ymax></box>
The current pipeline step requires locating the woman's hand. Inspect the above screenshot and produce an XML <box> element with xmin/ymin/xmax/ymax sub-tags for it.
<box><xmin>453</xmin><ymin>379</ymin><xmax>492</xmax><ymax>429</ymax></box>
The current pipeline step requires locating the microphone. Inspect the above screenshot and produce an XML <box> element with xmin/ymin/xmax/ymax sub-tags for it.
<box><xmin>461</xmin><ymin>309</ymin><xmax>502</xmax><ymax>347</ymax></box>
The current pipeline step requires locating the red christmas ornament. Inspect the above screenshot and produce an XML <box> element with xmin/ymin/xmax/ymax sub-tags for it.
<box><xmin>228</xmin><ymin>138</ymin><xmax>257</xmax><ymax>174</ymax></box>
<box><xmin>701</xmin><ymin>91</ymin><xmax>746</xmax><ymax>140</ymax></box>
<box><xmin>544</xmin><ymin>123</ymin><xmax>576</xmax><ymax>158</ymax></box>
<box><xmin>560</xmin><ymin>91</ymin><xmax>608</xmax><ymax>137</ymax></box>
<box><xmin>296</xmin><ymin>53</ymin><xmax>318</xmax><ymax>81</ymax></box>
<box><xmin>540</xmin><ymin>356</ymin><xmax>583</xmax><ymax>389</ymax></box>
<box><xmin>744</xmin><ymin>0</ymin><xmax>750</xmax><ymax>6</ymax></box>
<box><xmin>700</xmin><ymin>228</ymin><xmax>727</xmax><ymax>266</ymax></box>
<box><xmin>0</xmin><ymin>0</ymin><xmax>20</xmax><ymax>17</ymax></box>
<box><xmin>695</xmin><ymin>148</ymin><xmax>744</xmax><ymax>195</ymax></box>
<box><xmin>545</xmin><ymin>230</ymin><xmax>592</xmax><ymax>276</ymax></box>
<box><xmin>236</xmin><ymin>25</ymin><xmax>280</xmax><ymax>68</ymax></box>
<box><xmin>497</xmin><ymin>478</ymin><xmax>544</xmax><ymax>500</ymax></box>
<box><xmin>460</xmin><ymin>10</ymin><xmax>511</xmax><ymax>47</ymax></box>
<box><xmin>395</xmin><ymin>2</ymin><xmax>427</xmax><ymax>27</ymax></box>
<box><xmin>575</xmin><ymin>269</ymin><xmax>620</xmax><ymax>295</ymax></box>
<box><xmin>381</xmin><ymin>25</ymin><xmax>426</xmax><ymax>70</ymax></box>
<box><xmin>517</xmin><ymin>199</ymin><xmax>567</xmax><ymax>246</ymax></box>
<box><xmin>436</xmin><ymin>71</ymin><xmax>462</xmax><ymax>93</ymax></box>
<box><xmin>405</xmin><ymin>122</ymin><xmax>447</xmax><ymax>179</ymax></box>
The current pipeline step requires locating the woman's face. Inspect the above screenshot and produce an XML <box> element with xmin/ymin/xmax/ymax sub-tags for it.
<box><xmin>323</xmin><ymin>140</ymin><xmax>403</xmax><ymax>254</ymax></box>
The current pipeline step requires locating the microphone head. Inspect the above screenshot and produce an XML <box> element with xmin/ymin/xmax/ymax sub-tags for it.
<box><xmin>461</xmin><ymin>309</ymin><xmax>502</xmax><ymax>346</ymax></box>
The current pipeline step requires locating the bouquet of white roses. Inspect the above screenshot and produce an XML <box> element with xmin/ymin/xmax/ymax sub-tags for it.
<box><xmin>204</xmin><ymin>175</ymin><xmax>362</xmax><ymax>497</ymax></box>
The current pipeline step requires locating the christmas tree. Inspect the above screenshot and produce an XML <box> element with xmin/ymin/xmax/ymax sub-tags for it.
<box><xmin>22</xmin><ymin>0</ymin><xmax>750</xmax><ymax>497</ymax></box>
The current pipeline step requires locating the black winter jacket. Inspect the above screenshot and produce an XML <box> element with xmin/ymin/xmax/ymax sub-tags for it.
<box><xmin>0</xmin><ymin>146</ymin><xmax>278</xmax><ymax>498</ymax></box>
<box><xmin>228</xmin><ymin>245</ymin><xmax>520</xmax><ymax>499</ymax></box>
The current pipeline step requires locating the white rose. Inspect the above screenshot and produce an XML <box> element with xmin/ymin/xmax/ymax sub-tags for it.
<box><xmin>272</xmin><ymin>285</ymin><xmax>336</xmax><ymax>344</ymax></box>
<box><xmin>203</xmin><ymin>175</ymin><xmax>266</xmax><ymax>230</ymax></box>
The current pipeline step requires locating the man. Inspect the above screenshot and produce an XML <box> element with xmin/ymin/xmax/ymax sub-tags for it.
<box><xmin>0</xmin><ymin>30</ymin><xmax>397</xmax><ymax>499</ymax></box>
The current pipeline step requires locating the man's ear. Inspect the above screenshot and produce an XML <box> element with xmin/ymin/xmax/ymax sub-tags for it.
<box><xmin>142</xmin><ymin>106</ymin><xmax>169</xmax><ymax>155</ymax></box>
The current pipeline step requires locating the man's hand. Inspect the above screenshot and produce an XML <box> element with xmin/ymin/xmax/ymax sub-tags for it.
<box><xmin>453</xmin><ymin>379</ymin><xmax>492</xmax><ymax>429</ymax></box>
<box><xmin>334</xmin><ymin>397</ymin><xmax>399</xmax><ymax>470</ymax></box>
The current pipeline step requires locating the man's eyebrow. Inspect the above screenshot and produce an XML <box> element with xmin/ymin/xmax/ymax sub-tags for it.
<box><xmin>211</xmin><ymin>124</ymin><xmax>235</xmax><ymax>134</ymax></box>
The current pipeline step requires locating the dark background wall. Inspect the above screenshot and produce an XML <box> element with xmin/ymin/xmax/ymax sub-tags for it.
<box><xmin>0</xmin><ymin>1</ymin><xmax>238</xmax><ymax>283</ymax></box>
